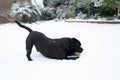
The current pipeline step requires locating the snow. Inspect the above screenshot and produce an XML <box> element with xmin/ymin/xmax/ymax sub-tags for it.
<box><xmin>31</xmin><ymin>0</ymin><xmax>44</xmax><ymax>8</ymax></box>
<box><xmin>0</xmin><ymin>20</ymin><xmax>120</xmax><ymax>80</ymax></box>
<box><xmin>67</xmin><ymin>18</ymin><xmax>120</xmax><ymax>22</ymax></box>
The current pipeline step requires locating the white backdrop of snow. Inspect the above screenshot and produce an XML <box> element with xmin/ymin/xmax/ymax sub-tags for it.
<box><xmin>0</xmin><ymin>21</ymin><xmax>120</xmax><ymax>80</ymax></box>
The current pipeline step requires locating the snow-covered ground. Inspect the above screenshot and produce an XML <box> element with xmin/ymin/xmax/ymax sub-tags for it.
<box><xmin>0</xmin><ymin>21</ymin><xmax>120</xmax><ymax>80</ymax></box>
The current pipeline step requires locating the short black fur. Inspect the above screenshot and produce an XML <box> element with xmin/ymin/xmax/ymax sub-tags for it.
<box><xmin>15</xmin><ymin>21</ymin><xmax>83</xmax><ymax>61</ymax></box>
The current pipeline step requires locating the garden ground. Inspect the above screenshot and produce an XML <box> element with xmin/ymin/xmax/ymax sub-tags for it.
<box><xmin>0</xmin><ymin>20</ymin><xmax>120</xmax><ymax>80</ymax></box>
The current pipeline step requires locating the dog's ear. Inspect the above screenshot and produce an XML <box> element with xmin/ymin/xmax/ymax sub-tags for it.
<box><xmin>70</xmin><ymin>38</ymin><xmax>77</xmax><ymax>49</ymax></box>
<box><xmin>70</xmin><ymin>38</ymin><xmax>77</xmax><ymax>43</ymax></box>
<box><xmin>70</xmin><ymin>38</ymin><xmax>81</xmax><ymax>46</ymax></box>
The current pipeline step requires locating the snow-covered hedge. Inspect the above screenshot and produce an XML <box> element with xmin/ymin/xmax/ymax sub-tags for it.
<box><xmin>43</xmin><ymin>0</ymin><xmax>67</xmax><ymax>7</ymax></box>
<box><xmin>10</xmin><ymin>1</ymin><xmax>36</xmax><ymax>17</ymax></box>
<box><xmin>75</xmin><ymin>12</ymin><xmax>87</xmax><ymax>19</ymax></box>
<box><xmin>41</xmin><ymin>7</ymin><xmax>56</xmax><ymax>20</ymax></box>
<box><xmin>43</xmin><ymin>0</ymin><xmax>92</xmax><ymax>19</ymax></box>
<box><xmin>10</xmin><ymin>1</ymin><xmax>39</xmax><ymax>22</ymax></box>
<box><xmin>42</xmin><ymin>0</ymin><xmax>118</xmax><ymax>20</ymax></box>
<box><xmin>10</xmin><ymin>0</ymin><xmax>119</xmax><ymax>22</ymax></box>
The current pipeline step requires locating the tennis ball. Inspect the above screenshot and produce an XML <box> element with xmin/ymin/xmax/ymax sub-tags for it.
<box><xmin>74</xmin><ymin>52</ymin><xmax>81</xmax><ymax>57</ymax></box>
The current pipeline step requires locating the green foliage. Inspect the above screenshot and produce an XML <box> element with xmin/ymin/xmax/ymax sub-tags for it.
<box><xmin>104</xmin><ymin>0</ymin><xmax>117</xmax><ymax>8</ymax></box>
<box><xmin>98</xmin><ymin>5</ymin><xmax>117</xmax><ymax>17</ymax></box>
<box><xmin>79</xmin><ymin>2</ymin><xmax>117</xmax><ymax>17</ymax></box>
<box><xmin>117</xmin><ymin>14</ymin><xmax>120</xmax><ymax>19</ymax></box>
<box><xmin>43</xmin><ymin>0</ymin><xmax>48</xmax><ymax>7</ymax></box>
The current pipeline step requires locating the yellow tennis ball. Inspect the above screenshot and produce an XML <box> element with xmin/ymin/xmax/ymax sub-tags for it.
<box><xmin>74</xmin><ymin>52</ymin><xmax>81</xmax><ymax>57</ymax></box>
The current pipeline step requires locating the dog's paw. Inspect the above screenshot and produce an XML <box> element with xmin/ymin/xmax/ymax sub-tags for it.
<box><xmin>28</xmin><ymin>58</ymin><xmax>33</xmax><ymax>61</ymax></box>
<box><xmin>66</xmin><ymin>55</ymin><xmax>79</xmax><ymax>60</ymax></box>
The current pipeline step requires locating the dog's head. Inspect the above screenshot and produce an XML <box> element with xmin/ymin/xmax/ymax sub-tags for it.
<box><xmin>69</xmin><ymin>38</ymin><xmax>83</xmax><ymax>55</ymax></box>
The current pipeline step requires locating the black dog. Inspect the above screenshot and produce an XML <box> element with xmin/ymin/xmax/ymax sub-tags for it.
<box><xmin>15</xmin><ymin>21</ymin><xmax>83</xmax><ymax>61</ymax></box>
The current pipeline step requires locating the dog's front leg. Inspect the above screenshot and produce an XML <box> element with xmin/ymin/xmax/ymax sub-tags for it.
<box><xmin>65</xmin><ymin>55</ymin><xmax>79</xmax><ymax>60</ymax></box>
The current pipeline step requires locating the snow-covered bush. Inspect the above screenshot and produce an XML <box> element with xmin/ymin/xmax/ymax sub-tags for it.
<box><xmin>56</xmin><ymin>5</ymin><xmax>76</xmax><ymax>19</ymax></box>
<box><xmin>10</xmin><ymin>1</ymin><xmax>35</xmax><ymax>17</ymax></box>
<box><xmin>98</xmin><ymin>5</ymin><xmax>117</xmax><ymax>17</ymax></box>
<box><xmin>73</xmin><ymin>0</ymin><xmax>91</xmax><ymax>8</ymax></box>
<box><xmin>117</xmin><ymin>14</ymin><xmax>120</xmax><ymax>19</ymax></box>
<box><xmin>42</xmin><ymin>0</ymin><xmax>93</xmax><ymax>19</ymax></box>
<box><xmin>78</xmin><ymin>2</ymin><xmax>117</xmax><ymax>18</ymax></box>
<box><xmin>31</xmin><ymin>0</ymin><xmax>43</xmax><ymax>17</ymax></box>
<box><xmin>75</xmin><ymin>11</ymin><xmax>87</xmax><ymax>19</ymax></box>
<box><xmin>10</xmin><ymin>1</ymin><xmax>38</xmax><ymax>22</ymax></box>
<box><xmin>41</xmin><ymin>7</ymin><xmax>56</xmax><ymax>20</ymax></box>
<box><xmin>92</xmin><ymin>13</ymin><xmax>100</xmax><ymax>20</ymax></box>
<box><xmin>92</xmin><ymin>0</ymin><xmax>104</xmax><ymax>7</ymax></box>
<box><xmin>56</xmin><ymin>5</ymin><xmax>66</xmax><ymax>20</ymax></box>
<box><xmin>43</xmin><ymin>0</ymin><xmax>66</xmax><ymax>7</ymax></box>
<box><xmin>64</xmin><ymin>5</ymin><xmax>76</xmax><ymax>19</ymax></box>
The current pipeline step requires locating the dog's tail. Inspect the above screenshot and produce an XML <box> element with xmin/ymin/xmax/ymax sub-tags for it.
<box><xmin>15</xmin><ymin>21</ymin><xmax>33</xmax><ymax>33</ymax></box>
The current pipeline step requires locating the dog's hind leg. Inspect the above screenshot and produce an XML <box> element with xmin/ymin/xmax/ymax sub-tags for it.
<box><xmin>26</xmin><ymin>50</ymin><xmax>32</xmax><ymax>61</ymax></box>
<box><xmin>26</xmin><ymin>42</ymin><xmax>33</xmax><ymax>61</ymax></box>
